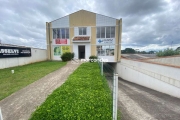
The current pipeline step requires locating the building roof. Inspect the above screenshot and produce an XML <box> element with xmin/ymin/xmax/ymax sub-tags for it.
<box><xmin>50</xmin><ymin>9</ymin><xmax>119</xmax><ymax>22</ymax></box>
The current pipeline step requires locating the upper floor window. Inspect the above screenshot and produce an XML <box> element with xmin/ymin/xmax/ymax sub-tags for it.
<box><xmin>79</xmin><ymin>27</ymin><xmax>87</xmax><ymax>35</ymax></box>
<box><xmin>96</xmin><ymin>26</ymin><xmax>115</xmax><ymax>38</ymax></box>
<box><xmin>53</xmin><ymin>28</ymin><xmax>69</xmax><ymax>39</ymax></box>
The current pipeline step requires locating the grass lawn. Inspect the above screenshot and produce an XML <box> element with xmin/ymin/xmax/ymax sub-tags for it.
<box><xmin>0</xmin><ymin>61</ymin><xmax>67</xmax><ymax>100</ymax></box>
<box><xmin>30</xmin><ymin>62</ymin><xmax>112</xmax><ymax>120</ymax></box>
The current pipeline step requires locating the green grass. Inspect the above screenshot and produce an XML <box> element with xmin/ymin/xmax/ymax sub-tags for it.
<box><xmin>30</xmin><ymin>62</ymin><xmax>112</xmax><ymax>120</ymax></box>
<box><xmin>117</xmin><ymin>109</ymin><xmax>121</xmax><ymax>120</ymax></box>
<box><xmin>0</xmin><ymin>61</ymin><xmax>67</xmax><ymax>100</ymax></box>
<box><xmin>156</xmin><ymin>48</ymin><xmax>180</xmax><ymax>57</ymax></box>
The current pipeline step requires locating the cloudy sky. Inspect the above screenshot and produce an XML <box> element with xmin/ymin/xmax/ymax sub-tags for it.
<box><xmin>0</xmin><ymin>0</ymin><xmax>180</xmax><ymax>51</ymax></box>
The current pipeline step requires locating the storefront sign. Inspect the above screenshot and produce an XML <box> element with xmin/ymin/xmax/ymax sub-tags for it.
<box><xmin>0</xmin><ymin>46</ymin><xmax>31</xmax><ymax>58</ymax></box>
<box><xmin>55</xmin><ymin>39</ymin><xmax>67</xmax><ymax>44</ymax></box>
<box><xmin>96</xmin><ymin>38</ymin><xmax>115</xmax><ymax>45</ymax></box>
<box><xmin>62</xmin><ymin>46</ymin><xmax>70</xmax><ymax>53</ymax></box>
<box><xmin>54</xmin><ymin>46</ymin><xmax>61</xmax><ymax>56</ymax></box>
<box><xmin>54</xmin><ymin>46</ymin><xmax>71</xmax><ymax>56</ymax></box>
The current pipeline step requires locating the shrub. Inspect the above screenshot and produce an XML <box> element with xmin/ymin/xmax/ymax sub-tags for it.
<box><xmin>61</xmin><ymin>52</ymin><xmax>74</xmax><ymax>61</ymax></box>
<box><xmin>89</xmin><ymin>55</ymin><xmax>98</xmax><ymax>62</ymax></box>
<box><xmin>156</xmin><ymin>48</ymin><xmax>180</xmax><ymax>57</ymax></box>
<box><xmin>71</xmin><ymin>52</ymin><xmax>75</xmax><ymax>59</ymax></box>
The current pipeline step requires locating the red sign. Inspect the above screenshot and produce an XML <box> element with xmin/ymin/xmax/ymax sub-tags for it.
<box><xmin>55</xmin><ymin>39</ymin><xmax>67</xmax><ymax>44</ymax></box>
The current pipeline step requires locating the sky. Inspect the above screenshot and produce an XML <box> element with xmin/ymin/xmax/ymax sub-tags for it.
<box><xmin>0</xmin><ymin>0</ymin><xmax>180</xmax><ymax>51</ymax></box>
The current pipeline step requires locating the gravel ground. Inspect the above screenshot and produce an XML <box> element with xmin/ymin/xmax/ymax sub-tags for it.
<box><xmin>118</xmin><ymin>78</ymin><xmax>180</xmax><ymax>120</ymax></box>
<box><xmin>0</xmin><ymin>61</ymin><xmax>80</xmax><ymax>120</ymax></box>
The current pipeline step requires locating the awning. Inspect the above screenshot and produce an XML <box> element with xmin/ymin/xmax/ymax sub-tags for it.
<box><xmin>73</xmin><ymin>36</ymin><xmax>90</xmax><ymax>41</ymax></box>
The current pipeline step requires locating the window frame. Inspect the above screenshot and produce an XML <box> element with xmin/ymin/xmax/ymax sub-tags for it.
<box><xmin>53</xmin><ymin>28</ymin><xmax>69</xmax><ymax>39</ymax></box>
<box><xmin>96</xmin><ymin>26</ymin><xmax>115</xmax><ymax>38</ymax></box>
<box><xmin>79</xmin><ymin>27</ymin><xmax>87</xmax><ymax>35</ymax></box>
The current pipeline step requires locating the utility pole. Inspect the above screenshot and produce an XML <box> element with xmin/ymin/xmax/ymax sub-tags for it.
<box><xmin>171</xmin><ymin>41</ymin><xmax>173</xmax><ymax>49</ymax></box>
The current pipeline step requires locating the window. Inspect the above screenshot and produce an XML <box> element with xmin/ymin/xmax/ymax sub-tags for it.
<box><xmin>106</xmin><ymin>27</ymin><xmax>110</xmax><ymax>38</ymax></box>
<box><xmin>110</xmin><ymin>27</ymin><xmax>115</xmax><ymax>38</ymax></box>
<box><xmin>61</xmin><ymin>29</ymin><xmax>65</xmax><ymax>39</ymax></box>
<box><xmin>57</xmin><ymin>29</ymin><xmax>60</xmax><ymax>38</ymax></box>
<box><xmin>97</xmin><ymin>27</ymin><xmax>100</xmax><ymax>38</ymax></box>
<box><xmin>79</xmin><ymin>27</ymin><xmax>87</xmax><ymax>35</ymax></box>
<box><xmin>96</xmin><ymin>45</ymin><xmax>114</xmax><ymax>56</ymax></box>
<box><xmin>53</xmin><ymin>28</ymin><xmax>69</xmax><ymax>39</ymax></box>
<box><xmin>96</xmin><ymin>26</ymin><xmax>115</xmax><ymax>38</ymax></box>
<box><xmin>53</xmin><ymin>29</ymin><xmax>57</xmax><ymax>39</ymax></box>
<box><xmin>101</xmin><ymin>27</ymin><xmax>105</xmax><ymax>38</ymax></box>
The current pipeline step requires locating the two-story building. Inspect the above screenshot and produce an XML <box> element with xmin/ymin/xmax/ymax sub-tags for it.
<box><xmin>46</xmin><ymin>10</ymin><xmax>122</xmax><ymax>62</ymax></box>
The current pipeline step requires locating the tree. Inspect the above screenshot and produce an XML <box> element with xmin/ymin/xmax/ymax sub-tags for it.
<box><xmin>124</xmin><ymin>48</ymin><xmax>135</xmax><ymax>54</ymax></box>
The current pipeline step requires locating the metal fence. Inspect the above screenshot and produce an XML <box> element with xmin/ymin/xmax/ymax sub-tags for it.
<box><xmin>98</xmin><ymin>61</ymin><xmax>118</xmax><ymax>120</ymax></box>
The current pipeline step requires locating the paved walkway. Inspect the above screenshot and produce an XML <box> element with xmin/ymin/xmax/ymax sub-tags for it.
<box><xmin>118</xmin><ymin>78</ymin><xmax>180</xmax><ymax>120</ymax></box>
<box><xmin>0</xmin><ymin>62</ymin><xmax>80</xmax><ymax>120</ymax></box>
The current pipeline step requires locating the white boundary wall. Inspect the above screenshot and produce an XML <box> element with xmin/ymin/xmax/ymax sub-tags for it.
<box><xmin>145</xmin><ymin>56</ymin><xmax>180</xmax><ymax>67</ymax></box>
<box><xmin>0</xmin><ymin>48</ymin><xmax>47</xmax><ymax>69</ymax></box>
<box><xmin>117</xmin><ymin>59</ymin><xmax>180</xmax><ymax>98</ymax></box>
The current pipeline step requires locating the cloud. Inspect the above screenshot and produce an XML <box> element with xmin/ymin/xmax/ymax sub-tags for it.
<box><xmin>0</xmin><ymin>0</ymin><xmax>179</xmax><ymax>51</ymax></box>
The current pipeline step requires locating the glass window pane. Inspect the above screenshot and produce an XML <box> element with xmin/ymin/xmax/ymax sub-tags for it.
<box><xmin>96</xmin><ymin>27</ymin><xmax>100</xmax><ymax>38</ymax></box>
<box><xmin>96</xmin><ymin>46</ymin><xmax>101</xmax><ymax>56</ymax></box>
<box><xmin>57</xmin><ymin>29</ymin><xmax>60</xmax><ymax>38</ymax></box>
<box><xmin>83</xmin><ymin>27</ymin><xmax>86</xmax><ymax>35</ymax></box>
<box><xmin>101</xmin><ymin>27</ymin><xmax>105</xmax><ymax>38</ymax></box>
<box><xmin>111</xmin><ymin>27</ymin><xmax>115</xmax><ymax>38</ymax></box>
<box><xmin>61</xmin><ymin>28</ymin><xmax>66</xmax><ymax>39</ymax></box>
<box><xmin>106</xmin><ymin>27</ymin><xmax>110</xmax><ymax>38</ymax></box>
<box><xmin>109</xmin><ymin>45</ymin><xmax>115</xmax><ymax>56</ymax></box>
<box><xmin>53</xmin><ymin>29</ymin><xmax>56</xmax><ymax>39</ymax></box>
<box><xmin>79</xmin><ymin>28</ymin><xmax>82</xmax><ymax>35</ymax></box>
<box><xmin>101</xmin><ymin>46</ymin><xmax>106</xmax><ymax>56</ymax></box>
<box><xmin>66</xmin><ymin>28</ymin><xmax>69</xmax><ymax>39</ymax></box>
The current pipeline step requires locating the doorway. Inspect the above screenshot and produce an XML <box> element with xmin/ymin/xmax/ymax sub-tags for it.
<box><xmin>78</xmin><ymin>46</ymin><xmax>85</xmax><ymax>59</ymax></box>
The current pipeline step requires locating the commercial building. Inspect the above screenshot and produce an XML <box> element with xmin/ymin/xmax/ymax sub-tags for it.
<box><xmin>46</xmin><ymin>10</ymin><xmax>122</xmax><ymax>62</ymax></box>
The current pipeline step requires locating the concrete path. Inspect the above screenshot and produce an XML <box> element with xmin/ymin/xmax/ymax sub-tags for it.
<box><xmin>118</xmin><ymin>78</ymin><xmax>180</xmax><ymax>120</ymax></box>
<box><xmin>0</xmin><ymin>62</ymin><xmax>80</xmax><ymax>120</ymax></box>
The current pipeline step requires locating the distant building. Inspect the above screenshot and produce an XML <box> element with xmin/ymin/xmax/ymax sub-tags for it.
<box><xmin>46</xmin><ymin>10</ymin><xmax>122</xmax><ymax>62</ymax></box>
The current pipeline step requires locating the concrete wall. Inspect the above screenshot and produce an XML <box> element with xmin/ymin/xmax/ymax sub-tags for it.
<box><xmin>117</xmin><ymin>58</ymin><xmax>180</xmax><ymax>98</ymax></box>
<box><xmin>0</xmin><ymin>48</ymin><xmax>47</xmax><ymax>69</ymax></box>
<box><xmin>145</xmin><ymin>56</ymin><xmax>180</xmax><ymax>67</ymax></box>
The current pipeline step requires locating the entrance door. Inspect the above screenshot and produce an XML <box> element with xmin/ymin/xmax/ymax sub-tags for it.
<box><xmin>78</xmin><ymin>46</ymin><xmax>85</xmax><ymax>59</ymax></box>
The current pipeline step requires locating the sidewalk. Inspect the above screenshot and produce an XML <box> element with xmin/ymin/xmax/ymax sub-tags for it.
<box><xmin>118</xmin><ymin>78</ymin><xmax>180</xmax><ymax>120</ymax></box>
<box><xmin>0</xmin><ymin>62</ymin><xmax>80</xmax><ymax>120</ymax></box>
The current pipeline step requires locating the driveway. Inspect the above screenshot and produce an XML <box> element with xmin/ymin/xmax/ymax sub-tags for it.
<box><xmin>0</xmin><ymin>62</ymin><xmax>80</xmax><ymax>120</ymax></box>
<box><xmin>118</xmin><ymin>78</ymin><xmax>180</xmax><ymax>120</ymax></box>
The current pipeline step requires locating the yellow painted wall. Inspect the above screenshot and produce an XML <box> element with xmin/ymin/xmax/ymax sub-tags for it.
<box><xmin>69</xmin><ymin>27</ymin><xmax>74</xmax><ymax>52</ymax></box>
<box><xmin>118</xmin><ymin>19</ymin><xmax>122</xmax><ymax>61</ymax></box>
<box><xmin>69</xmin><ymin>10</ymin><xmax>96</xmax><ymax>56</ymax></box>
<box><xmin>69</xmin><ymin>10</ymin><xmax>96</xmax><ymax>27</ymax></box>
<box><xmin>91</xmin><ymin>27</ymin><xmax>96</xmax><ymax>55</ymax></box>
